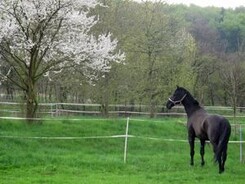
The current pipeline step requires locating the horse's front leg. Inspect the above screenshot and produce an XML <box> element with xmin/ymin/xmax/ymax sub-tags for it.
<box><xmin>188</xmin><ymin>133</ymin><xmax>195</xmax><ymax>166</ymax></box>
<box><xmin>200</xmin><ymin>139</ymin><xmax>205</xmax><ymax>166</ymax></box>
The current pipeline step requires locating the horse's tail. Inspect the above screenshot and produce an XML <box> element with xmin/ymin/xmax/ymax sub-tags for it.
<box><xmin>215</xmin><ymin>119</ymin><xmax>231</xmax><ymax>162</ymax></box>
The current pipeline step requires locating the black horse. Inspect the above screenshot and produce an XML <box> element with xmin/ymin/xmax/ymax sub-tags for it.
<box><xmin>166</xmin><ymin>86</ymin><xmax>231</xmax><ymax>173</ymax></box>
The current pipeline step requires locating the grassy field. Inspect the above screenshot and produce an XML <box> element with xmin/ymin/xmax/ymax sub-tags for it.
<box><xmin>0</xmin><ymin>117</ymin><xmax>245</xmax><ymax>184</ymax></box>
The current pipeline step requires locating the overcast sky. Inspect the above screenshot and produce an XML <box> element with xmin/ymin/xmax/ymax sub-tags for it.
<box><xmin>134</xmin><ymin>0</ymin><xmax>245</xmax><ymax>9</ymax></box>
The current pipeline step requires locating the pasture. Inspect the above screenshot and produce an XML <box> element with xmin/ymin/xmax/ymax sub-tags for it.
<box><xmin>0</xmin><ymin>117</ymin><xmax>245</xmax><ymax>184</ymax></box>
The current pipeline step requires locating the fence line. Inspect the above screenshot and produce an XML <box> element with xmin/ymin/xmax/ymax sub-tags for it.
<box><xmin>0</xmin><ymin>135</ymin><xmax>134</xmax><ymax>140</ymax></box>
<box><xmin>1</xmin><ymin>133</ymin><xmax>245</xmax><ymax>144</ymax></box>
<box><xmin>0</xmin><ymin>133</ymin><xmax>244</xmax><ymax>163</ymax></box>
<box><xmin>0</xmin><ymin>116</ymin><xmax>244</xmax><ymax>127</ymax></box>
<box><xmin>1</xmin><ymin>102</ymin><xmax>245</xmax><ymax>119</ymax></box>
<box><xmin>0</xmin><ymin>116</ymin><xmax>244</xmax><ymax>162</ymax></box>
<box><xmin>0</xmin><ymin>116</ymin><xmax>109</xmax><ymax>121</ymax></box>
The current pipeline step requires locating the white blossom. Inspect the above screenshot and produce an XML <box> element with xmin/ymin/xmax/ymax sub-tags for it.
<box><xmin>0</xmin><ymin>0</ymin><xmax>125</xmax><ymax>79</ymax></box>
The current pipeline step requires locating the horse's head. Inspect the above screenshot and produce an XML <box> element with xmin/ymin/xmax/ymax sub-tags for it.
<box><xmin>166</xmin><ymin>86</ymin><xmax>187</xmax><ymax>109</ymax></box>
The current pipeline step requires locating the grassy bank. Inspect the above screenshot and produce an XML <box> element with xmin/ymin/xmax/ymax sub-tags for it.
<box><xmin>0</xmin><ymin>117</ymin><xmax>244</xmax><ymax>183</ymax></box>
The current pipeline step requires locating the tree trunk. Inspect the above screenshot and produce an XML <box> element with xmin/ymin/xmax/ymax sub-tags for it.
<box><xmin>25</xmin><ymin>78</ymin><xmax>38</xmax><ymax>123</ymax></box>
<box><xmin>149</xmin><ymin>99</ymin><xmax>156</xmax><ymax>118</ymax></box>
<box><xmin>101</xmin><ymin>103</ymin><xmax>109</xmax><ymax>117</ymax></box>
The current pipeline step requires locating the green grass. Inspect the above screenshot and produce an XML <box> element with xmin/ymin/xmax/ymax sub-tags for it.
<box><xmin>0</xmin><ymin>117</ymin><xmax>245</xmax><ymax>184</ymax></box>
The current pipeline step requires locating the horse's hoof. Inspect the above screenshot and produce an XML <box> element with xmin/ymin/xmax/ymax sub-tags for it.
<box><xmin>219</xmin><ymin>169</ymin><xmax>224</xmax><ymax>174</ymax></box>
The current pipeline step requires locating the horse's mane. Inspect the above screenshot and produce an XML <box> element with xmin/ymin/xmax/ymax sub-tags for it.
<box><xmin>178</xmin><ymin>87</ymin><xmax>199</xmax><ymax>106</ymax></box>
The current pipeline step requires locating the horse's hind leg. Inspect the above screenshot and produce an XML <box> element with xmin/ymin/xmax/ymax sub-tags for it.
<box><xmin>212</xmin><ymin>142</ymin><xmax>223</xmax><ymax>173</ymax></box>
<box><xmin>188</xmin><ymin>133</ymin><xmax>195</xmax><ymax>166</ymax></box>
<box><xmin>211</xmin><ymin>142</ymin><xmax>218</xmax><ymax>162</ymax></box>
<box><xmin>217</xmin><ymin>155</ymin><xmax>223</xmax><ymax>173</ymax></box>
<box><xmin>200</xmin><ymin>139</ymin><xmax>205</xmax><ymax>166</ymax></box>
<box><xmin>220</xmin><ymin>144</ymin><xmax>228</xmax><ymax>173</ymax></box>
<box><xmin>216</xmin><ymin>146</ymin><xmax>227</xmax><ymax>174</ymax></box>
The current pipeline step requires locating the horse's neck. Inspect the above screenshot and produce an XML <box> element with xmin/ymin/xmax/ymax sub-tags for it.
<box><xmin>184</xmin><ymin>105</ymin><xmax>202</xmax><ymax>118</ymax></box>
<box><xmin>182</xmin><ymin>97</ymin><xmax>202</xmax><ymax>118</ymax></box>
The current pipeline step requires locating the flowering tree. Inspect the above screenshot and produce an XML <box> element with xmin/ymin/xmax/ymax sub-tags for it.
<box><xmin>0</xmin><ymin>0</ymin><xmax>124</xmax><ymax>120</ymax></box>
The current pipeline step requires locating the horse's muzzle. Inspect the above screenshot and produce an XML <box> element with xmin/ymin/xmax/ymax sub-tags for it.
<box><xmin>166</xmin><ymin>100</ymin><xmax>174</xmax><ymax>109</ymax></box>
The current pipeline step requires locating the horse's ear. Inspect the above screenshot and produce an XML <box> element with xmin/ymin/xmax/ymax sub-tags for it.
<box><xmin>176</xmin><ymin>85</ymin><xmax>180</xmax><ymax>89</ymax></box>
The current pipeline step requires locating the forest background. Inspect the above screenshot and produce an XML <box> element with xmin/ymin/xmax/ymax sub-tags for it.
<box><xmin>1</xmin><ymin>0</ymin><xmax>245</xmax><ymax>118</ymax></box>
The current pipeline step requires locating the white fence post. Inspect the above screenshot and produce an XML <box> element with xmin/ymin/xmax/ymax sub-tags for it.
<box><xmin>55</xmin><ymin>103</ymin><xmax>59</xmax><ymax>117</ymax></box>
<box><xmin>240</xmin><ymin>124</ymin><xmax>243</xmax><ymax>163</ymax></box>
<box><xmin>50</xmin><ymin>103</ymin><xmax>53</xmax><ymax>117</ymax></box>
<box><xmin>124</xmin><ymin>117</ymin><xmax>130</xmax><ymax>163</ymax></box>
